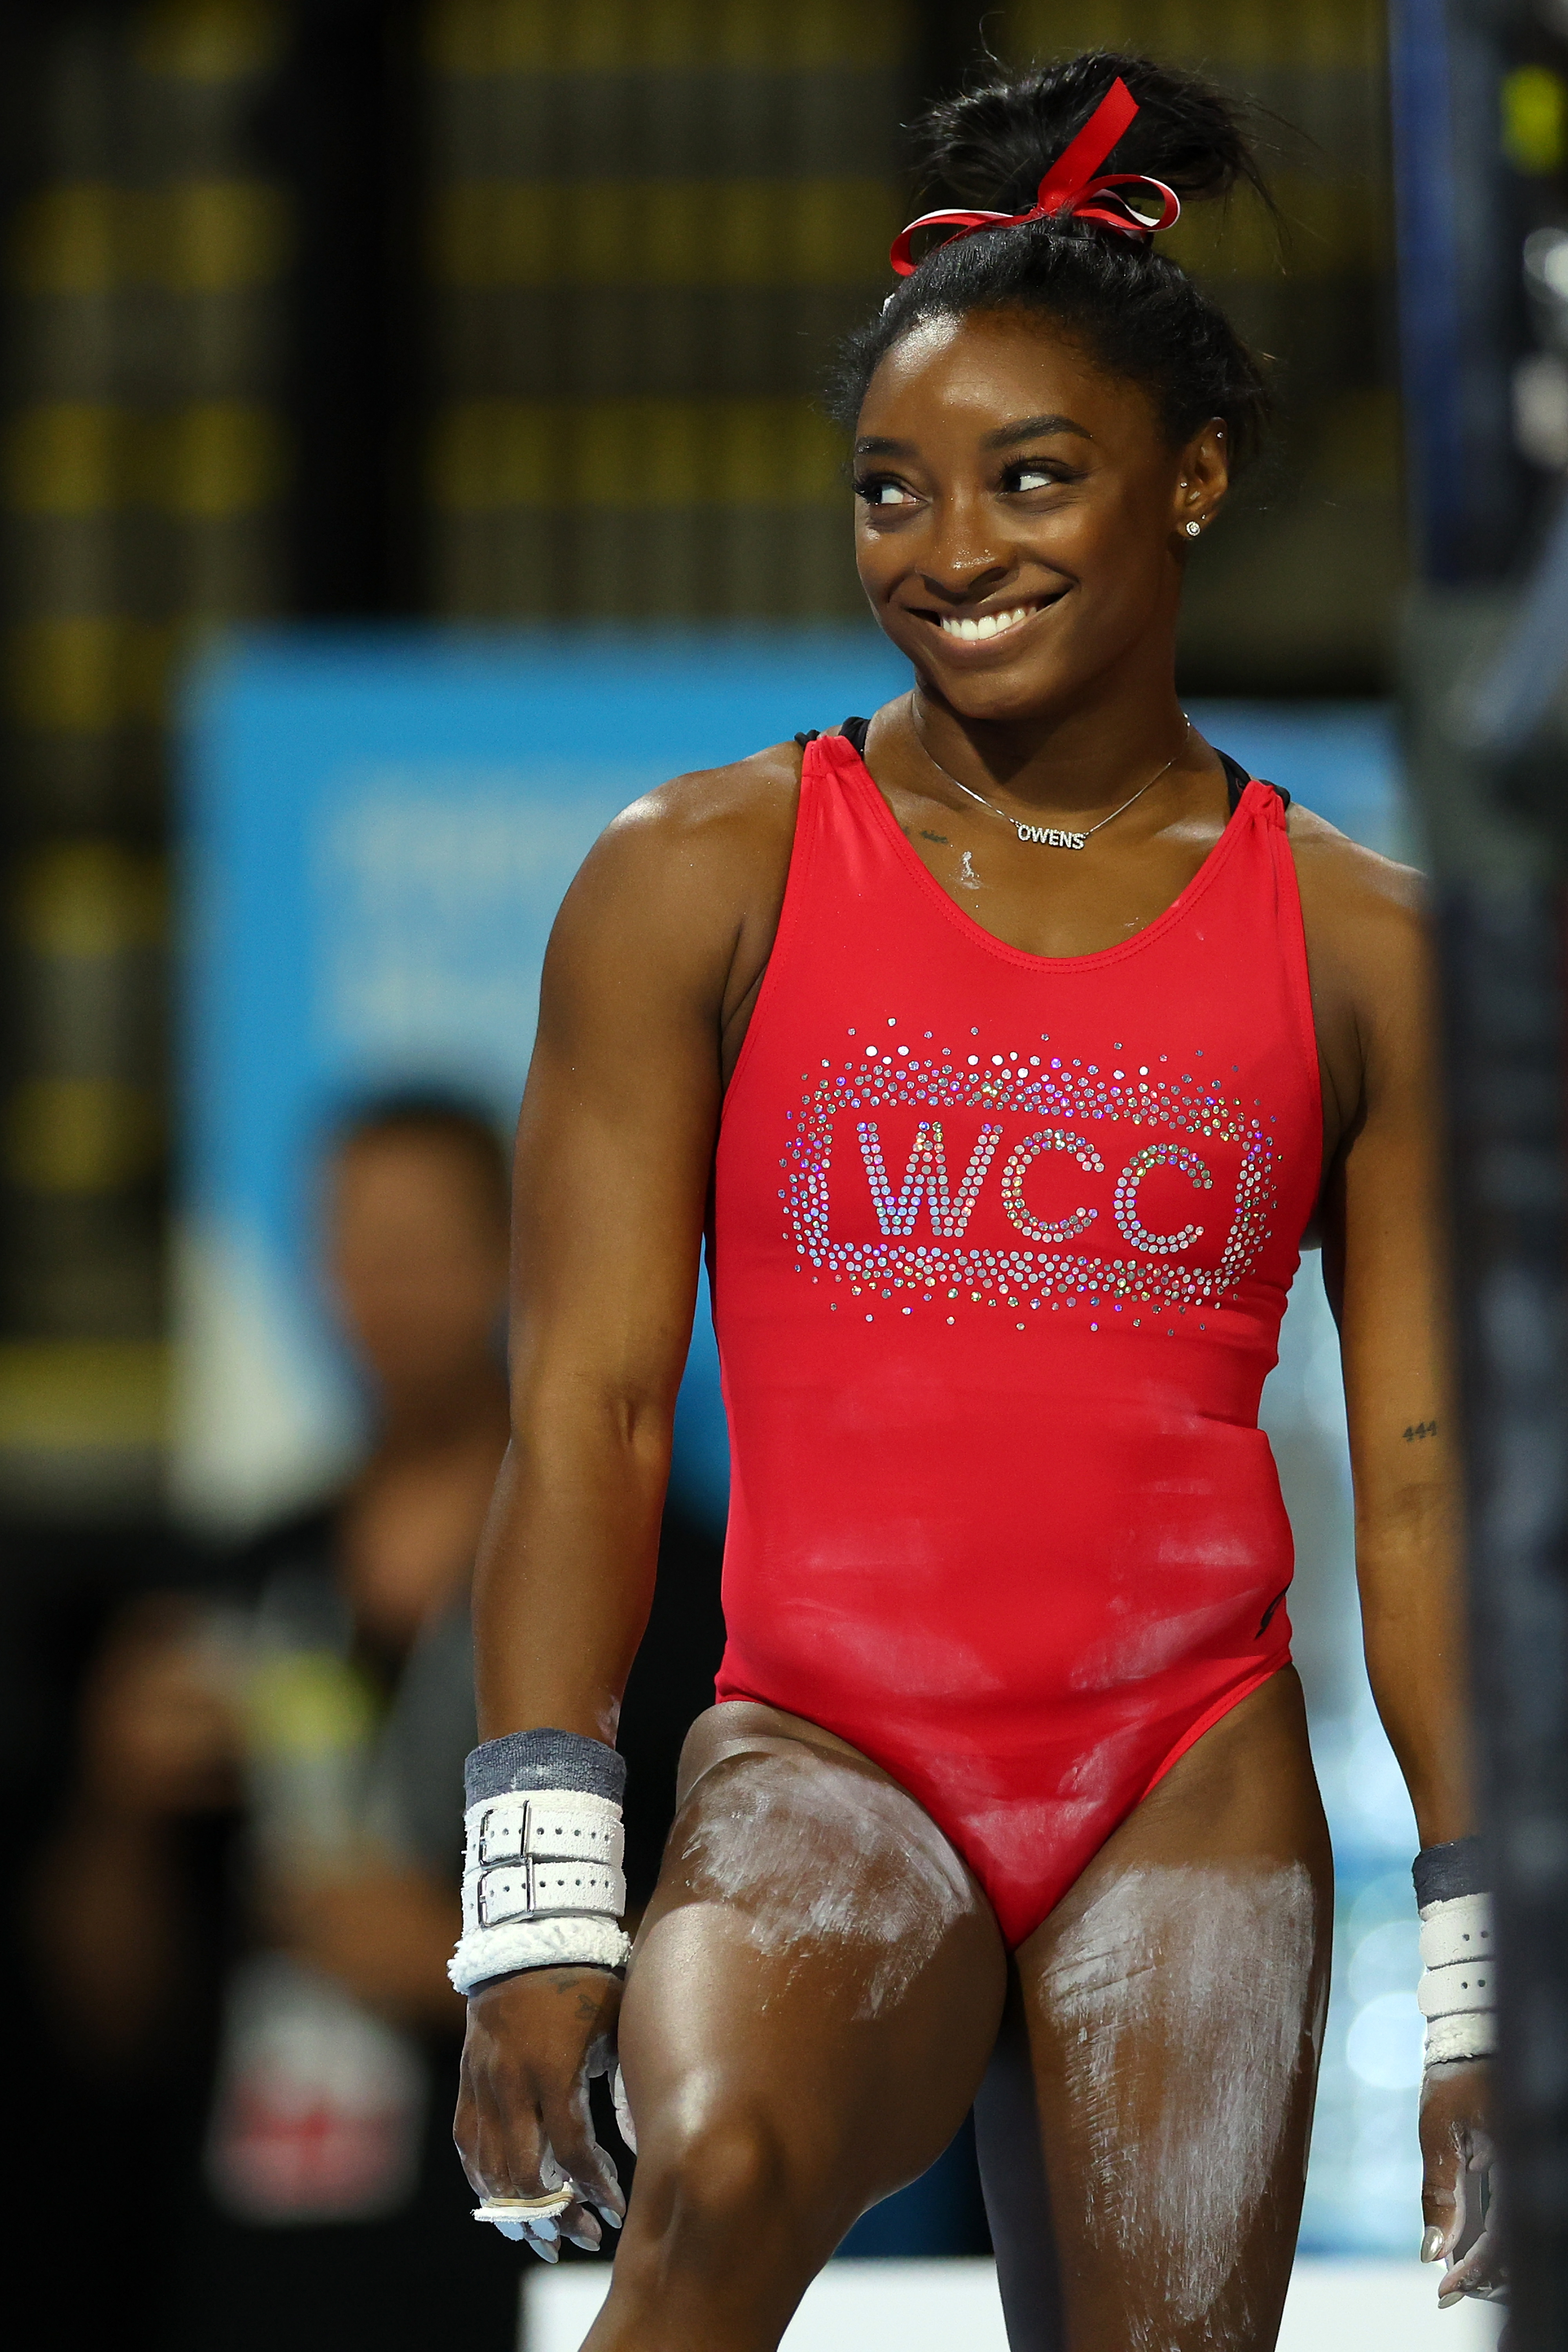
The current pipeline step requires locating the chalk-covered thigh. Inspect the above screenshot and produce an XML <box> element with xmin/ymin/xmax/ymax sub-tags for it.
<box><xmin>982</xmin><ymin>1668</ymin><xmax>1332</xmax><ymax>2352</ymax></box>
<box><xmin>590</xmin><ymin>1703</ymin><xmax>1005</xmax><ymax>2347</ymax></box>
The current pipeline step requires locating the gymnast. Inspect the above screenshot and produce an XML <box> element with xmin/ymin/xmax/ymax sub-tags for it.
<box><xmin>452</xmin><ymin>54</ymin><xmax>1498</xmax><ymax>2347</ymax></box>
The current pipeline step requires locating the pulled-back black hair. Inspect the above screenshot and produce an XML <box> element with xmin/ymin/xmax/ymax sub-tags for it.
<box><xmin>828</xmin><ymin>53</ymin><xmax>1276</xmax><ymax>467</ymax></box>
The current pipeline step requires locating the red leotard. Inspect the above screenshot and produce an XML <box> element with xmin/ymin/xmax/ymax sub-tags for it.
<box><xmin>711</xmin><ymin>730</ymin><xmax>1322</xmax><ymax>1947</ymax></box>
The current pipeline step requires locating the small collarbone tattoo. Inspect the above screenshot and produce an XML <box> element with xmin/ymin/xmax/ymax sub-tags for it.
<box><xmin>1403</xmin><ymin>1420</ymin><xmax>1438</xmax><ymax>1442</ymax></box>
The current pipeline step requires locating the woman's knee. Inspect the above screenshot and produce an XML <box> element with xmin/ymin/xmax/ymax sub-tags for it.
<box><xmin>593</xmin><ymin>2107</ymin><xmax>831</xmax><ymax>2351</ymax></box>
<box><xmin>632</xmin><ymin>2104</ymin><xmax>793</xmax><ymax>2252</ymax></box>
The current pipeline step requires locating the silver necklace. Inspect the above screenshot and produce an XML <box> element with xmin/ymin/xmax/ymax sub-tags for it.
<box><xmin>913</xmin><ymin>707</ymin><xmax>1193</xmax><ymax>851</ymax></box>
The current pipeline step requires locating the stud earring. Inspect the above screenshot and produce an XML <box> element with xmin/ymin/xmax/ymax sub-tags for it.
<box><xmin>1185</xmin><ymin>520</ymin><xmax>1201</xmax><ymax>538</ymax></box>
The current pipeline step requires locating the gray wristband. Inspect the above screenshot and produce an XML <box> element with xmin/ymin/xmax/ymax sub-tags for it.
<box><xmin>1413</xmin><ymin>1835</ymin><xmax>1488</xmax><ymax>1911</ymax></box>
<box><xmin>464</xmin><ymin>1728</ymin><xmax>626</xmax><ymax>1809</ymax></box>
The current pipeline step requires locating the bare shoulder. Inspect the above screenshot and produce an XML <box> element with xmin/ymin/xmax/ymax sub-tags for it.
<box><xmin>543</xmin><ymin>739</ymin><xmax>804</xmax><ymax>1012</ymax></box>
<box><xmin>549</xmin><ymin>737</ymin><xmax>800</xmax><ymax>942</ymax></box>
<box><xmin>584</xmin><ymin>738</ymin><xmax>801</xmax><ymax>889</ymax></box>
<box><xmin>1283</xmin><ymin>797</ymin><xmax>1429</xmax><ymax>971</ymax></box>
<box><xmin>1267</xmin><ymin>799</ymin><xmax>1437</xmax><ymax>1144</ymax></box>
<box><xmin>1279</xmin><ymin>796</ymin><xmax>1439</xmax><ymax>1143</ymax></box>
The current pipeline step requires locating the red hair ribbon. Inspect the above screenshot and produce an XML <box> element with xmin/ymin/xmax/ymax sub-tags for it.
<box><xmin>889</xmin><ymin>77</ymin><xmax>1181</xmax><ymax>278</ymax></box>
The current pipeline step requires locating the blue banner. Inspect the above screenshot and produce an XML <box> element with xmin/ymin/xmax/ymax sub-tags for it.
<box><xmin>174</xmin><ymin>628</ymin><xmax>1401</xmax><ymax>1539</ymax></box>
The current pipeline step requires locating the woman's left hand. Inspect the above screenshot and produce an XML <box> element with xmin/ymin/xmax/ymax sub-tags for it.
<box><xmin>1420</xmin><ymin>2060</ymin><xmax>1504</xmax><ymax>2304</ymax></box>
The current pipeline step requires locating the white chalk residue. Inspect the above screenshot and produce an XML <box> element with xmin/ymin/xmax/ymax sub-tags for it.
<box><xmin>679</xmin><ymin>1751</ymin><xmax>975</xmax><ymax>2019</ymax></box>
<box><xmin>1039</xmin><ymin>1862</ymin><xmax>1323</xmax><ymax>2347</ymax></box>
<box><xmin>1069</xmin><ymin>1595</ymin><xmax>1256</xmax><ymax>1696</ymax></box>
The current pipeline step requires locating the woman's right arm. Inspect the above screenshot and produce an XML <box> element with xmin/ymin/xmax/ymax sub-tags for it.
<box><xmin>455</xmin><ymin>751</ymin><xmax>795</xmax><ymax>2238</ymax></box>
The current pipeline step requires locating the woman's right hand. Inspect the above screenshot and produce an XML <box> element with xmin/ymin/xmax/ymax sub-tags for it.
<box><xmin>455</xmin><ymin>1966</ymin><xmax>627</xmax><ymax>2258</ymax></box>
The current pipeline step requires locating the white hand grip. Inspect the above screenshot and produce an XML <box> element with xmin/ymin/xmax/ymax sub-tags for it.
<box><xmin>1419</xmin><ymin>1960</ymin><xmax>1497</xmax><ymax>2020</ymax></box>
<box><xmin>1426</xmin><ymin>2010</ymin><xmax>1498</xmax><ymax>2064</ymax></box>
<box><xmin>1419</xmin><ymin>1893</ymin><xmax>1494</xmax><ymax>1974</ymax></box>
<box><xmin>474</xmin><ymin>2190</ymin><xmax>572</xmax><ymax>2223</ymax></box>
<box><xmin>475</xmin><ymin>1859</ymin><xmax>626</xmax><ymax>1926</ymax></box>
<box><xmin>448</xmin><ymin>1911</ymin><xmax>633</xmax><ymax>1994</ymax></box>
<box><xmin>469</xmin><ymin>1790</ymin><xmax>624</xmax><ymax>1870</ymax></box>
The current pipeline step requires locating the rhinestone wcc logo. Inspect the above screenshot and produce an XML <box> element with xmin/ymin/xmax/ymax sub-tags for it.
<box><xmin>784</xmin><ymin>1039</ymin><xmax>1278</xmax><ymax>1316</ymax></box>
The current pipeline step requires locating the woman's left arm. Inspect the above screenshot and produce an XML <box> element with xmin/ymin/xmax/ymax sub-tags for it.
<box><xmin>1313</xmin><ymin>840</ymin><xmax>1498</xmax><ymax>2299</ymax></box>
<box><xmin>1322</xmin><ymin>862</ymin><xmax>1468</xmax><ymax>1844</ymax></box>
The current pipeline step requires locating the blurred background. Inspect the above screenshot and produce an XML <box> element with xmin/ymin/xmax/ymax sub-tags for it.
<box><xmin>0</xmin><ymin>0</ymin><xmax>1560</xmax><ymax>2346</ymax></box>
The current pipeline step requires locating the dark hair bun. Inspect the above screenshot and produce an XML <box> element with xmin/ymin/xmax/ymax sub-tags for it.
<box><xmin>917</xmin><ymin>51</ymin><xmax>1271</xmax><ymax>221</ymax></box>
<box><xmin>828</xmin><ymin>49</ymin><xmax>1276</xmax><ymax>467</ymax></box>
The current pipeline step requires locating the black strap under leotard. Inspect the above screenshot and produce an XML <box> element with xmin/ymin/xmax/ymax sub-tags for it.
<box><xmin>796</xmin><ymin>721</ymin><xmax>1289</xmax><ymax>818</ymax></box>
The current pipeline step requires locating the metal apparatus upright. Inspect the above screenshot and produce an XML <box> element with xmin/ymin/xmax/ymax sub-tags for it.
<box><xmin>1390</xmin><ymin>1</ymin><xmax>1568</xmax><ymax>2334</ymax></box>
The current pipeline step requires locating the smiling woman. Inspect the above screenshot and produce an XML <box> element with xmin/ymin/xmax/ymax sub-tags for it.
<box><xmin>450</xmin><ymin>51</ymin><xmax>1495</xmax><ymax>2352</ymax></box>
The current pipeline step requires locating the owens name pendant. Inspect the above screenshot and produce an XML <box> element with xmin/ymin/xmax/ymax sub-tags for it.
<box><xmin>1016</xmin><ymin>822</ymin><xmax>1087</xmax><ymax>850</ymax></box>
<box><xmin>912</xmin><ymin>703</ymin><xmax>1194</xmax><ymax>853</ymax></box>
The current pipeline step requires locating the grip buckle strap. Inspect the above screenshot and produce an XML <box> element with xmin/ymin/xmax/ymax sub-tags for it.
<box><xmin>475</xmin><ymin>1857</ymin><xmax>627</xmax><ymax>1927</ymax></box>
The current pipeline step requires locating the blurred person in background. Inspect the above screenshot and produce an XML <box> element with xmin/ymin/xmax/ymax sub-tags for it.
<box><xmin>34</xmin><ymin>1096</ymin><xmax>722</xmax><ymax>2348</ymax></box>
<box><xmin>36</xmin><ymin>1098</ymin><xmax>520</xmax><ymax>2347</ymax></box>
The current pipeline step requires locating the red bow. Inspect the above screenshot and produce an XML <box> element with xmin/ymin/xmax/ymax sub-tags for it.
<box><xmin>888</xmin><ymin>78</ymin><xmax>1180</xmax><ymax>278</ymax></box>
